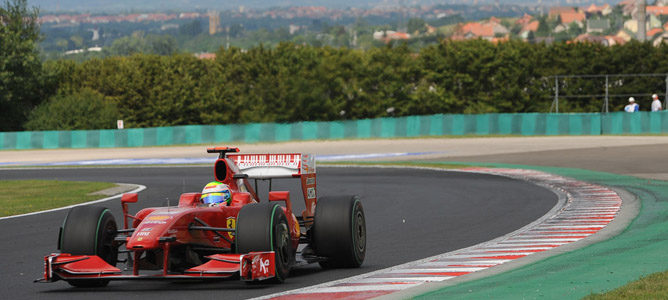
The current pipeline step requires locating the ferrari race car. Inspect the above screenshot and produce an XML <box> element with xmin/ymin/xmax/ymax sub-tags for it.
<box><xmin>36</xmin><ymin>147</ymin><xmax>366</xmax><ymax>287</ymax></box>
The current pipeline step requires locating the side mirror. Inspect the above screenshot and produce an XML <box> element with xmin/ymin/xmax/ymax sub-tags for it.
<box><xmin>121</xmin><ymin>193</ymin><xmax>138</xmax><ymax>230</ymax></box>
<box><xmin>121</xmin><ymin>193</ymin><xmax>138</xmax><ymax>203</ymax></box>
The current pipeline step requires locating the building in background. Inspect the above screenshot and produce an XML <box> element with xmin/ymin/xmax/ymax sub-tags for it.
<box><xmin>208</xmin><ymin>11</ymin><xmax>220</xmax><ymax>35</ymax></box>
<box><xmin>636</xmin><ymin>0</ymin><xmax>647</xmax><ymax>41</ymax></box>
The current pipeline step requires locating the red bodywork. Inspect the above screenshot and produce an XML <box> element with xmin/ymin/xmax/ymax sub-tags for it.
<box><xmin>39</xmin><ymin>147</ymin><xmax>315</xmax><ymax>283</ymax></box>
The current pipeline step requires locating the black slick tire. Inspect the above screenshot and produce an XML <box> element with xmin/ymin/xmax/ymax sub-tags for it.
<box><xmin>313</xmin><ymin>195</ymin><xmax>366</xmax><ymax>268</ymax></box>
<box><xmin>60</xmin><ymin>206</ymin><xmax>118</xmax><ymax>287</ymax></box>
<box><xmin>236</xmin><ymin>203</ymin><xmax>294</xmax><ymax>282</ymax></box>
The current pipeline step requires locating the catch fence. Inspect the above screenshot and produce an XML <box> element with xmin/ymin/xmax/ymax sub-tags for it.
<box><xmin>550</xmin><ymin>73</ymin><xmax>668</xmax><ymax>113</ymax></box>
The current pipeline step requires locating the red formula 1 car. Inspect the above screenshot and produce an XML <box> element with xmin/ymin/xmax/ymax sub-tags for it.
<box><xmin>36</xmin><ymin>147</ymin><xmax>366</xmax><ymax>287</ymax></box>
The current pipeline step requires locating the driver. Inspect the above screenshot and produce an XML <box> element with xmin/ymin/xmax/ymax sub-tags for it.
<box><xmin>201</xmin><ymin>181</ymin><xmax>232</xmax><ymax>206</ymax></box>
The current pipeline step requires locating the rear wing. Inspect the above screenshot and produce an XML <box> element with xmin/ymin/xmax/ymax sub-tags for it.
<box><xmin>229</xmin><ymin>153</ymin><xmax>317</xmax><ymax>218</ymax></box>
<box><xmin>207</xmin><ymin>148</ymin><xmax>318</xmax><ymax>219</ymax></box>
<box><xmin>227</xmin><ymin>153</ymin><xmax>315</xmax><ymax>179</ymax></box>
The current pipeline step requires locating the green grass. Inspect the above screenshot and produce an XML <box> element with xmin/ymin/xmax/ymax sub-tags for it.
<box><xmin>0</xmin><ymin>180</ymin><xmax>116</xmax><ymax>217</ymax></box>
<box><xmin>584</xmin><ymin>271</ymin><xmax>668</xmax><ymax>299</ymax></box>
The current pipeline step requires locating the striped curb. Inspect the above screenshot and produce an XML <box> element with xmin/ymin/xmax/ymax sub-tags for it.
<box><xmin>256</xmin><ymin>168</ymin><xmax>622</xmax><ymax>300</ymax></box>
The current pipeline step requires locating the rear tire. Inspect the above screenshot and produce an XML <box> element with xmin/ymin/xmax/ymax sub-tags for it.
<box><xmin>236</xmin><ymin>203</ymin><xmax>294</xmax><ymax>282</ymax></box>
<box><xmin>60</xmin><ymin>206</ymin><xmax>118</xmax><ymax>287</ymax></box>
<box><xmin>313</xmin><ymin>195</ymin><xmax>366</xmax><ymax>268</ymax></box>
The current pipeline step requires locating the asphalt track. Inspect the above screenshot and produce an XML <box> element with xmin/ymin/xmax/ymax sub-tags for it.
<box><xmin>0</xmin><ymin>166</ymin><xmax>556</xmax><ymax>299</ymax></box>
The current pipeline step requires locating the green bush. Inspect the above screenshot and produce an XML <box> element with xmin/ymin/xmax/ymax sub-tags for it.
<box><xmin>24</xmin><ymin>88</ymin><xmax>119</xmax><ymax>130</ymax></box>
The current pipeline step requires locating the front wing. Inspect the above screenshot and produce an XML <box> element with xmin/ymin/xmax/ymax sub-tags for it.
<box><xmin>36</xmin><ymin>251</ymin><xmax>276</xmax><ymax>283</ymax></box>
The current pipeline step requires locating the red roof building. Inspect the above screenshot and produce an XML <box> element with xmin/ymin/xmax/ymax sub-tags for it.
<box><xmin>560</xmin><ymin>11</ymin><xmax>586</xmax><ymax>25</ymax></box>
<box><xmin>195</xmin><ymin>53</ymin><xmax>216</xmax><ymax>60</ymax></box>
<box><xmin>523</xmin><ymin>20</ymin><xmax>540</xmax><ymax>32</ymax></box>
<box><xmin>647</xmin><ymin>28</ymin><xmax>664</xmax><ymax>38</ymax></box>
<box><xmin>549</xmin><ymin>7</ymin><xmax>575</xmax><ymax>19</ymax></box>
<box><xmin>585</xmin><ymin>4</ymin><xmax>611</xmax><ymax>16</ymax></box>
<box><xmin>515</xmin><ymin>14</ymin><xmax>533</xmax><ymax>26</ymax></box>
<box><xmin>647</xmin><ymin>6</ymin><xmax>668</xmax><ymax>16</ymax></box>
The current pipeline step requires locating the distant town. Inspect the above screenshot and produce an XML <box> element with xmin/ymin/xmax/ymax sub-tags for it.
<box><xmin>36</xmin><ymin>0</ymin><xmax>668</xmax><ymax>58</ymax></box>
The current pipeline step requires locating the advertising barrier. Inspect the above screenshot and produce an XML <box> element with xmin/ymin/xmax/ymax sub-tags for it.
<box><xmin>1</xmin><ymin>111</ymin><xmax>666</xmax><ymax>150</ymax></box>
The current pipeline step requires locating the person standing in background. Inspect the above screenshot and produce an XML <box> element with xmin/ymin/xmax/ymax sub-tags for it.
<box><xmin>651</xmin><ymin>94</ymin><xmax>662</xmax><ymax>111</ymax></box>
<box><xmin>625</xmin><ymin>97</ymin><xmax>639</xmax><ymax>112</ymax></box>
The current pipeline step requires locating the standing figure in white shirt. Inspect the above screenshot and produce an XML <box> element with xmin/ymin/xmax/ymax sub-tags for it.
<box><xmin>625</xmin><ymin>97</ymin><xmax>639</xmax><ymax>112</ymax></box>
<box><xmin>651</xmin><ymin>94</ymin><xmax>662</xmax><ymax>112</ymax></box>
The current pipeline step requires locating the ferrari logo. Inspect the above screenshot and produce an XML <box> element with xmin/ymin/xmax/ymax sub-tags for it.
<box><xmin>226</xmin><ymin>217</ymin><xmax>236</xmax><ymax>239</ymax></box>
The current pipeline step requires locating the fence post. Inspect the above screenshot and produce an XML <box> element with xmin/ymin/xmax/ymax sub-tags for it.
<box><xmin>554</xmin><ymin>76</ymin><xmax>559</xmax><ymax>113</ymax></box>
<box><xmin>605</xmin><ymin>75</ymin><xmax>609</xmax><ymax>113</ymax></box>
<box><xmin>665</xmin><ymin>75</ymin><xmax>667</xmax><ymax>110</ymax></box>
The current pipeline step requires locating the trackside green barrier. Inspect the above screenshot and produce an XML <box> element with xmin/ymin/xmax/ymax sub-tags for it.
<box><xmin>1</xmin><ymin>111</ymin><xmax>666</xmax><ymax>150</ymax></box>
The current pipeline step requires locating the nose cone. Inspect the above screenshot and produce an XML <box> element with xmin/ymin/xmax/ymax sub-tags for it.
<box><xmin>126</xmin><ymin>214</ymin><xmax>174</xmax><ymax>250</ymax></box>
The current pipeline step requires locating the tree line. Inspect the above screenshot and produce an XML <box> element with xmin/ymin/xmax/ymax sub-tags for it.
<box><xmin>18</xmin><ymin>40</ymin><xmax>666</xmax><ymax>131</ymax></box>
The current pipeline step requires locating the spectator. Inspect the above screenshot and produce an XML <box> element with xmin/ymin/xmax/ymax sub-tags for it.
<box><xmin>625</xmin><ymin>97</ymin><xmax>639</xmax><ymax>112</ymax></box>
<box><xmin>651</xmin><ymin>94</ymin><xmax>662</xmax><ymax>112</ymax></box>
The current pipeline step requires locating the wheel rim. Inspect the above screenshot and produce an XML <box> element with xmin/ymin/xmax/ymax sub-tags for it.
<box><xmin>276</xmin><ymin>223</ymin><xmax>290</xmax><ymax>266</ymax></box>
<box><xmin>353</xmin><ymin>209</ymin><xmax>366</xmax><ymax>256</ymax></box>
<box><xmin>99</xmin><ymin>221</ymin><xmax>117</xmax><ymax>265</ymax></box>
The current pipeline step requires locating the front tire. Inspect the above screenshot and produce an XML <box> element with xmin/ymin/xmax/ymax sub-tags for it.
<box><xmin>313</xmin><ymin>195</ymin><xmax>366</xmax><ymax>268</ymax></box>
<box><xmin>60</xmin><ymin>206</ymin><xmax>118</xmax><ymax>287</ymax></box>
<box><xmin>236</xmin><ymin>203</ymin><xmax>294</xmax><ymax>282</ymax></box>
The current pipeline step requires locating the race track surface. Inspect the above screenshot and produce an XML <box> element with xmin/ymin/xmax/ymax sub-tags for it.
<box><xmin>447</xmin><ymin>143</ymin><xmax>668</xmax><ymax>180</ymax></box>
<box><xmin>0</xmin><ymin>166</ymin><xmax>556</xmax><ymax>299</ymax></box>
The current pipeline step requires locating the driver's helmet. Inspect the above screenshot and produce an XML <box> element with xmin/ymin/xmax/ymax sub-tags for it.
<box><xmin>201</xmin><ymin>181</ymin><xmax>231</xmax><ymax>206</ymax></box>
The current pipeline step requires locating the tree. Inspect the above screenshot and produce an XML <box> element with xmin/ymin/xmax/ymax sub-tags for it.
<box><xmin>536</xmin><ymin>16</ymin><xmax>552</xmax><ymax>37</ymax></box>
<box><xmin>0</xmin><ymin>0</ymin><xmax>42</xmax><ymax>131</ymax></box>
<box><xmin>24</xmin><ymin>88</ymin><xmax>119</xmax><ymax>130</ymax></box>
<box><xmin>407</xmin><ymin>18</ymin><xmax>426</xmax><ymax>35</ymax></box>
<box><xmin>106</xmin><ymin>33</ymin><xmax>177</xmax><ymax>56</ymax></box>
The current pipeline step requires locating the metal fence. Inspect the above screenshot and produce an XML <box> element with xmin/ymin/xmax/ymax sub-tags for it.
<box><xmin>550</xmin><ymin>73</ymin><xmax>668</xmax><ymax>113</ymax></box>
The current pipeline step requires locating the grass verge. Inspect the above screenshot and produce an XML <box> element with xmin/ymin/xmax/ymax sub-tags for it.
<box><xmin>0</xmin><ymin>180</ymin><xmax>116</xmax><ymax>217</ymax></box>
<box><xmin>584</xmin><ymin>271</ymin><xmax>668</xmax><ymax>299</ymax></box>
